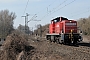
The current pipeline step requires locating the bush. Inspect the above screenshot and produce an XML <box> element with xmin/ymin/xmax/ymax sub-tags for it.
<box><xmin>0</xmin><ymin>33</ymin><xmax>34</xmax><ymax>60</ymax></box>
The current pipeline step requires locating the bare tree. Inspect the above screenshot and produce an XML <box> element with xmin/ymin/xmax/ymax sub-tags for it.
<box><xmin>17</xmin><ymin>24</ymin><xmax>31</xmax><ymax>35</ymax></box>
<box><xmin>78</xmin><ymin>16</ymin><xmax>90</xmax><ymax>35</ymax></box>
<box><xmin>0</xmin><ymin>9</ymin><xmax>16</xmax><ymax>38</ymax></box>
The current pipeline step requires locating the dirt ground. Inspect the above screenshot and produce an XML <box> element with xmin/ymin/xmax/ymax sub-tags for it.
<box><xmin>28</xmin><ymin>35</ymin><xmax>90</xmax><ymax>60</ymax></box>
<box><xmin>0</xmin><ymin>35</ymin><xmax>90</xmax><ymax>60</ymax></box>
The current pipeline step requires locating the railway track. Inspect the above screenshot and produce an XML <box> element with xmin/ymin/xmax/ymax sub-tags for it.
<box><xmin>28</xmin><ymin>36</ymin><xmax>90</xmax><ymax>60</ymax></box>
<box><xmin>44</xmin><ymin>37</ymin><xmax>90</xmax><ymax>60</ymax></box>
<box><xmin>36</xmin><ymin>37</ymin><xmax>90</xmax><ymax>54</ymax></box>
<box><xmin>45</xmin><ymin>38</ymin><xmax>90</xmax><ymax>60</ymax></box>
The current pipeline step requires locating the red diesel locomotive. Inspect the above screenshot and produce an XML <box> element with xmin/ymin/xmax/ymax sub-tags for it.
<box><xmin>46</xmin><ymin>17</ymin><xmax>83</xmax><ymax>45</ymax></box>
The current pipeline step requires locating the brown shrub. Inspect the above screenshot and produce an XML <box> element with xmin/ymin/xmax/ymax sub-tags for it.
<box><xmin>0</xmin><ymin>33</ymin><xmax>34</xmax><ymax>60</ymax></box>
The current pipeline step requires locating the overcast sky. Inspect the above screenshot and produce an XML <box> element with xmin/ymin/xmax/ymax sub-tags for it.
<box><xmin>0</xmin><ymin>0</ymin><xmax>90</xmax><ymax>29</ymax></box>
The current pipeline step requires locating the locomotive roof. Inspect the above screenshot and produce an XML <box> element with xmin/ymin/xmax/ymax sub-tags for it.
<box><xmin>52</xmin><ymin>17</ymin><xmax>68</xmax><ymax>21</ymax></box>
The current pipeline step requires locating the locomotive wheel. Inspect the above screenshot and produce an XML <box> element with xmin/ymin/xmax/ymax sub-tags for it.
<box><xmin>51</xmin><ymin>36</ymin><xmax>55</xmax><ymax>42</ymax></box>
<box><xmin>56</xmin><ymin>39</ymin><xmax>60</xmax><ymax>44</ymax></box>
<box><xmin>73</xmin><ymin>40</ymin><xmax>77</xmax><ymax>45</ymax></box>
<box><xmin>68</xmin><ymin>40</ymin><xmax>71</xmax><ymax>45</ymax></box>
<box><xmin>63</xmin><ymin>41</ymin><xmax>67</xmax><ymax>45</ymax></box>
<box><xmin>47</xmin><ymin>36</ymin><xmax>50</xmax><ymax>40</ymax></box>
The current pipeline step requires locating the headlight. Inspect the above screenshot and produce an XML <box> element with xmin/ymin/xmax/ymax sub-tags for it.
<box><xmin>62</xmin><ymin>33</ymin><xmax>64</xmax><ymax>34</ymax></box>
<box><xmin>80</xmin><ymin>32</ymin><xmax>82</xmax><ymax>35</ymax></box>
<box><xmin>80</xmin><ymin>31</ymin><xmax>82</xmax><ymax>35</ymax></box>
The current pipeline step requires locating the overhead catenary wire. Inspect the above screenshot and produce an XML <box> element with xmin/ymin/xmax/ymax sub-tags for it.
<box><xmin>40</xmin><ymin>0</ymin><xmax>68</xmax><ymax>20</ymax></box>
<box><xmin>40</xmin><ymin>0</ymin><xmax>76</xmax><ymax>20</ymax></box>
<box><xmin>70</xmin><ymin>9</ymin><xmax>90</xmax><ymax>17</ymax></box>
<box><xmin>52</xmin><ymin>0</ymin><xmax>76</xmax><ymax>14</ymax></box>
<box><xmin>23</xmin><ymin>0</ymin><xmax>29</xmax><ymax>15</ymax></box>
<box><xmin>28</xmin><ymin>14</ymin><xmax>37</xmax><ymax>22</ymax></box>
<box><xmin>36</xmin><ymin>0</ymin><xmax>58</xmax><ymax>14</ymax></box>
<box><xmin>30</xmin><ymin>0</ymin><xmax>58</xmax><ymax>22</ymax></box>
<box><xmin>31</xmin><ymin>0</ymin><xmax>66</xmax><ymax>22</ymax></box>
<box><xmin>48</xmin><ymin>0</ymin><xmax>56</xmax><ymax>7</ymax></box>
<box><xmin>51</xmin><ymin>0</ymin><xmax>68</xmax><ymax>12</ymax></box>
<box><xmin>69</xmin><ymin>7</ymin><xmax>90</xmax><ymax>16</ymax></box>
